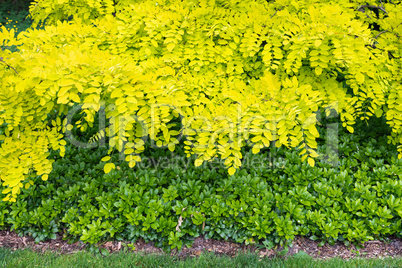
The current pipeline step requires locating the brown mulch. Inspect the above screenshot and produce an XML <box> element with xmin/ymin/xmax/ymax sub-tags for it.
<box><xmin>1</xmin><ymin>230</ymin><xmax>402</xmax><ymax>259</ymax></box>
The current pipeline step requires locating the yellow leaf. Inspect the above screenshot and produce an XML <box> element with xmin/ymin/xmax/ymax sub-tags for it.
<box><xmin>125</xmin><ymin>148</ymin><xmax>134</xmax><ymax>155</ymax></box>
<box><xmin>252</xmin><ymin>146</ymin><xmax>260</xmax><ymax>154</ymax></box>
<box><xmin>111</xmin><ymin>89</ymin><xmax>124</xmax><ymax>98</ymax></box>
<box><xmin>57</xmin><ymin>94</ymin><xmax>69</xmax><ymax>104</ymax></box>
<box><xmin>346</xmin><ymin>126</ymin><xmax>354</xmax><ymax>133</ymax></box>
<box><xmin>42</xmin><ymin>174</ymin><xmax>49</xmax><ymax>181</ymax></box>
<box><xmin>58</xmin><ymin>79</ymin><xmax>75</xmax><ymax>87</ymax></box>
<box><xmin>355</xmin><ymin>73</ymin><xmax>364</xmax><ymax>84</ymax></box>
<box><xmin>276</xmin><ymin>120</ymin><xmax>285</xmax><ymax>129</ymax></box>
<box><xmin>251</xmin><ymin>136</ymin><xmax>261</xmax><ymax>143</ymax></box>
<box><xmin>168</xmin><ymin>143</ymin><xmax>175</xmax><ymax>152</ymax></box>
<box><xmin>104</xmin><ymin>163</ymin><xmax>115</xmax><ymax>173</ymax></box>
<box><xmin>101</xmin><ymin>156</ymin><xmax>111</xmax><ymax>161</ymax></box>
<box><xmin>308</xmin><ymin>149</ymin><xmax>319</xmax><ymax>158</ymax></box>
<box><xmin>375</xmin><ymin>109</ymin><xmax>383</xmax><ymax>118</ymax></box>
<box><xmin>145</xmin><ymin>48</ymin><xmax>152</xmax><ymax>55</ymax></box>
<box><xmin>70</xmin><ymin>93</ymin><xmax>80</xmax><ymax>103</ymax></box>
<box><xmin>2</xmin><ymin>188</ymin><xmax>12</xmax><ymax>194</ymax></box>
<box><xmin>167</xmin><ymin>43</ymin><xmax>175</xmax><ymax>52</ymax></box>
<box><xmin>263</xmin><ymin>131</ymin><xmax>272</xmax><ymax>140</ymax></box>
<box><xmin>344</xmin><ymin>113</ymin><xmax>354</xmax><ymax>121</ymax></box>
<box><xmin>11</xmin><ymin>186</ymin><xmax>19</xmax><ymax>195</ymax></box>
<box><xmin>307</xmin><ymin>157</ymin><xmax>315</xmax><ymax>167</ymax></box>
<box><xmin>228</xmin><ymin>167</ymin><xmax>236</xmax><ymax>175</ymax></box>
<box><xmin>307</xmin><ymin>124</ymin><xmax>319</xmax><ymax>138</ymax></box>
<box><xmin>75</xmin><ymin>83</ymin><xmax>84</xmax><ymax>93</ymax></box>
<box><xmin>314</xmin><ymin>40</ymin><xmax>322</xmax><ymax>47</ymax></box>
<box><xmin>194</xmin><ymin>158</ymin><xmax>203</xmax><ymax>167</ymax></box>
<box><xmin>151</xmin><ymin>39</ymin><xmax>158</xmax><ymax>47</ymax></box>
<box><xmin>261</xmin><ymin>137</ymin><xmax>270</xmax><ymax>147</ymax></box>
<box><xmin>234</xmin><ymin>36</ymin><xmax>240</xmax><ymax>43</ymax></box>
<box><xmin>278</xmin><ymin>125</ymin><xmax>287</xmax><ymax>136</ymax></box>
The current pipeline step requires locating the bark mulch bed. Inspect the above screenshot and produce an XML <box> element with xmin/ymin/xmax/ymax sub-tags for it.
<box><xmin>1</xmin><ymin>230</ymin><xmax>402</xmax><ymax>259</ymax></box>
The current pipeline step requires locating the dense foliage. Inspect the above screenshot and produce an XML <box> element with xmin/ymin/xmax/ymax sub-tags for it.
<box><xmin>0</xmin><ymin>121</ymin><xmax>401</xmax><ymax>250</ymax></box>
<box><xmin>1</xmin><ymin>0</ymin><xmax>402</xmax><ymax>251</ymax></box>
<box><xmin>1</xmin><ymin>0</ymin><xmax>401</xmax><ymax>201</ymax></box>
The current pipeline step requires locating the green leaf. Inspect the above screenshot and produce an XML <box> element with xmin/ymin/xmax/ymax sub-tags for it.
<box><xmin>292</xmin><ymin>251</ymin><xmax>311</xmax><ymax>259</ymax></box>
<box><xmin>100</xmin><ymin>248</ymin><xmax>110</xmax><ymax>256</ymax></box>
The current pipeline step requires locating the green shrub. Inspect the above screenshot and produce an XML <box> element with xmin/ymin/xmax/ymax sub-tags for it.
<box><xmin>0</xmin><ymin>123</ymin><xmax>401</xmax><ymax>249</ymax></box>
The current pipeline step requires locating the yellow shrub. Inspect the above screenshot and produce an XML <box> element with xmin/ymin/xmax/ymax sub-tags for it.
<box><xmin>0</xmin><ymin>0</ymin><xmax>401</xmax><ymax>201</ymax></box>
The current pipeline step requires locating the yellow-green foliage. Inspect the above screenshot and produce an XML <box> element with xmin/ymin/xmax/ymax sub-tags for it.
<box><xmin>28</xmin><ymin>0</ymin><xmax>141</xmax><ymax>27</ymax></box>
<box><xmin>0</xmin><ymin>0</ymin><xmax>401</xmax><ymax>201</ymax></box>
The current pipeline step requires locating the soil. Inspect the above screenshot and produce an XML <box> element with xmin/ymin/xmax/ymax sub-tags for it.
<box><xmin>1</xmin><ymin>230</ymin><xmax>402</xmax><ymax>259</ymax></box>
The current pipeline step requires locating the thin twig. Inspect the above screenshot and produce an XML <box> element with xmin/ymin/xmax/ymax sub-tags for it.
<box><xmin>371</xmin><ymin>22</ymin><xmax>402</xmax><ymax>48</ymax></box>
<box><xmin>359</xmin><ymin>5</ymin><xmax>387</xmax><ymax>14</ymax></box>
<box><xmin>0</xmin><ymin>57</ymin><xmax>19</xmax><ymax>75</ymax></box>
<box><xmin>374</xmin><ymin>30</ymin><xmax>388</xmax><ymax>39</ymax></box>
<box><xmin>270</xmin><ymin>6</ymin><xmax>285</xmax><ymax>19</ymax></box>
<box><xmin>46</xmin><ymin>111</ymin><xmax>59</xmax><ymax>127</ymax></box>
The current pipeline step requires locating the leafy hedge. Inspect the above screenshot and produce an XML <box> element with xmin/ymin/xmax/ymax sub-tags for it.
<box><xmin>0</xmin><ymin>119</ymin><xmax>401</xmax><ymax>250</ymax></box>
<box><xmin>1</xmin><ymin>0</ymin><xmax>402</xmax><ymax>201</ymax></box>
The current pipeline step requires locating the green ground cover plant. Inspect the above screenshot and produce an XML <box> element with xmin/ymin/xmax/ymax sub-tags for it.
<box><xmin>0</xmin><ymin>117</ymin><xmax>401</xmax><ymax>252</ymax></box>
